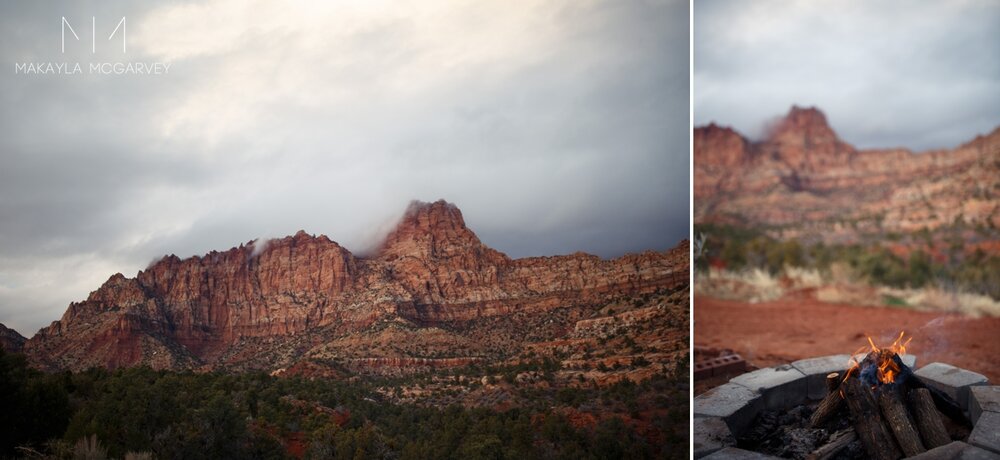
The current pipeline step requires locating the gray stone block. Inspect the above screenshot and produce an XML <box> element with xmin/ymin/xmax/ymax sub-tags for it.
<box><xmin>910</xmin><ymin>442</ymin><xmax>1000</xmax><ymax>460</ymax></box>
<box><xmin>695</xmin><ymin>383</ymin><xmax>763</xmax><ymax>437</ymax></box>
<box><xmin>970</xmin><ymin>411</ymin><xmax>1000</xmax><ymax>455</ymax></box>
<box><xmin>971</xmin><ymin>386</ymin><xmax>1000</xmax><ymax>425</ymax></box>
<box><xmin>701</xmin><ymin>447</ymin><xmax>783</xmax><ymax>459</ymax></box>
<box><xmin>916</xmin><ymin>362</ymin><xmax>989</xmax><ymax>410</ymax></box>
<box><xmin>908</xmin><ymin>442</ymin><xmax>968</xmax><ymax>460</ymax></box>
<box><xmin>962</xmin><ymin>446</ymin><xmax>1000</xmax><ymax>460</ymax></box>
<box><xmin>961</xmin><ymin>444</ymin><xmax>1000</xmax><ymax>460</ymax></box>
<box><xmin>694</xmin><ymin>417</ymin><xmax>735</xmax><ymax>459</ymax></box>
<box><xmin>730</xmin><ymin>365</ymin><xmax>807</xmax><ymax>410</ymax></box>
<box><xmin>791</xmin><ymin>354</ymin><xmax>851</xmax><ymax>400</ymax></box>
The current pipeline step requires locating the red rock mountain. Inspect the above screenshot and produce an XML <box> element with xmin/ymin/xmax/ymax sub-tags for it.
<box><xmin>23</xmin><ymin>200</ymin><xmax>688</xmax><ymax>373</ymax></box>
<box><xmin>0</xmin><ymin>323</ymin><xmax>25</xmax><ymax>353</ymax></box>
<box><xmin>695</xmin><ymin>106</ymin><xmax>1000</xmax><ymax>243</ymax></box>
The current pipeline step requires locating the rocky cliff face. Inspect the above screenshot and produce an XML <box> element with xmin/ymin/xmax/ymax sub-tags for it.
<box><xmin>0</xmin><ymin>323</ymin><xmax>25</xmax><ymax>353</ymax></box>
<box><xmin>695</xmin><ymin>106</ymin><xmax>1000</xmax><ymax>242</ymax></box>
<box><xmin>23</xmin><ymin>200</ymin><xmax>688</xmax><ymax>373</ymax></box>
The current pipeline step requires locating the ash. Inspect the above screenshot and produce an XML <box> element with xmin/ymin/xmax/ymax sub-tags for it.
<box><xmin>737</xmin><ymin>403</ymin><xmax>865</xmax><ymax>460</ymax></box>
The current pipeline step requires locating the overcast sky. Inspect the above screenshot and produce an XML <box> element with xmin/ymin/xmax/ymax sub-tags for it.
<box><xmin>0</xmin><ymin>0</ymin><xmax>689</xmax><ymax>336</ymax></box>
<box><xmin>695</xmin><ymin>0</ymin><xmax>1000</xmax><ymax>151</ymax></box>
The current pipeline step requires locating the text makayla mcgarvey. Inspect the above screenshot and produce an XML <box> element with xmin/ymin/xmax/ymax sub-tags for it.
<box><xmin>14</xmin><ymin>61</ymin><xmax>171</xmax><ymax>75</ymax></box>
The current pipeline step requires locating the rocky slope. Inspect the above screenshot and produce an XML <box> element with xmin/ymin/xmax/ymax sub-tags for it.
<box><xmin>695</xmin><ymin>106</ymin><xmax>1000</xmax><ymax>243</ymax></box>
<box><xmin>23</xmin><ymin>200</ymin><xmax>688</xmax><ymax>374</ymax></box>
<box><xmin>0</xmin><ymin>323</ymin><xmax>25</xmax><ymax>352</ymax></box>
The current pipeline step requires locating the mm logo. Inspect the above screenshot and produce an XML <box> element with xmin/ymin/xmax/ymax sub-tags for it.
<box><xmin>62</xmin><ymin>17</ymin><xmax>126</xmax><ymax>53</ymax></box>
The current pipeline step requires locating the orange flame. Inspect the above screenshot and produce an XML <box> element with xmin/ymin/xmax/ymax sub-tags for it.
<box><xmin>844</xmin><ymin>331</ymin><xmax>913</xmax><ymax>386</ymax></box>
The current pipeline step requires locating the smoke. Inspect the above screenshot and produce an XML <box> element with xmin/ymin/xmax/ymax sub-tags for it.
<box><xmin>920</xmin><ymin>316</ymin><xmax>950</xmax><ymax>330</ymax></box>
<box><xmin>912</xmin><ymin>314</ymin><xmax>958</xmax><ymax>359</ymax></box>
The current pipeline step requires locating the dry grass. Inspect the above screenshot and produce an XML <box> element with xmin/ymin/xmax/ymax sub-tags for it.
<box><xmin>697</xmin><ymin>266</ymin><xmax>1000</xmax><ymax>318</ymax></box>
<box><xmin>882</xmin><ymin>286</ymin><xmax>1000</xmax><ymax>318</ymax></box>
<box><xmin>695</xmin><ymin>266</ymin><xmax>823</xmax><ymax>303</ymax></box>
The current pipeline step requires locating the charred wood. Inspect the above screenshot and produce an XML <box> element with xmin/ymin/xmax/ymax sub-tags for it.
<box><xmin>892</xmin><ymin>354</ymin><xmax>971</xmax><ymax>428</ymax></box>
<box><xmin>842</xmin><ymin>378</ymin><xmax>902</xmax><ymax>460</ymax></box>
<box><xmin>807</xmin><ymin>429</ymin><xmax>857</xmax><ymax>460</ymax></box>
<box><xmin>876</xmin><ymin>386</ymin><xmax>925</xmax><ymax>457</ymax></box>
<box><xmin>809</xmin><ymin>371</ymin><xmax>845</xmax><ymax>428</ymax></box>
<box><xmin>908</xmin><ymin>388</ymin><xmax>951</xmax><ymax>449</ymax></box>
<box><xmin>809</xmin><ymin>390</ymin><xmax>845</xmax><ymax>428</ymax></box>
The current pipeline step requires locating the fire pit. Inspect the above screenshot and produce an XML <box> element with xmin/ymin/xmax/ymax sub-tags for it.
<box><xmin>695</xmin><ymin>333</ymin><xmax>1000</xmax><ymax>459</ymax></box>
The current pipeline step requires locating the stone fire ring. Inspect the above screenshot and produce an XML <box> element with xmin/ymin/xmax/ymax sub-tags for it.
<box><xmin>694</xmin><ymin>355</ymin><xmax>1000</xmax><ymax>459</ymax></box>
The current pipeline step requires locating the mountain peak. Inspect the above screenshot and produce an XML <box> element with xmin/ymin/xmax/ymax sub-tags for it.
<box><xmin>402</xmin><ymin>199</ymin><xmax>466</xmax><ymax>228</ymax></box>
<box><xmin>0</xmin><ymin>322</ymin><xmax>27</xmax><ymax>352</ymax></box>
<box><xmin>376</xmin><ymin>199</ymin><xmax>496</xmax><ymax>260</ymax></box>
<box><xmin>787</xmin><ymin>105</ymin><xmax>826</xmax><ymax>120</ymax></box>
<box><xmin>769</xmin><ymin>105</ymin><xmax>835</xmax><ymax>141</ymax></box>
<box><xmin>763</xmin><ymin>105</ymin><xmax>848</xmax><ymax>170</ymax></box>
<box><xmin>390</xmin><ymin>200</ymin><xmax>468</xmax><ymax>236</ymax></box>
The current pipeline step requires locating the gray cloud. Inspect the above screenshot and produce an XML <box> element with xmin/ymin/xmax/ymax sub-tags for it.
<box><xmin>695</xmin><ymin>0</ymin><xmax>1000</xmax><ymax>150</ymax></box>
<box><xmin>0</xmin><ymin>0</ymin><xmax>689</xmax><ymax>336</ymax></box>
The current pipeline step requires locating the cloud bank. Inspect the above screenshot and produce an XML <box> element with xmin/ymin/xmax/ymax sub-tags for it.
<box><xmin>695</xmin><ymin>0</ymin><xmax>1000</xmax><ymax>150</ymax></box>
<box><xmin>0</xmin><ymin>0</ymin><xmax>689</xmax><ymax>335</ymax></box>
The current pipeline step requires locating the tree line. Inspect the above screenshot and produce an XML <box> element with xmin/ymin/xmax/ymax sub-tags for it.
<box><xmin>695</xmin><ymin>223</ymin><xmax>1000</xmax><ymax>299</ymax></box>
<box><xmin>1</xmin><ymin>349</ymin><xmax>686</xmax><ymax>459</ymax></box>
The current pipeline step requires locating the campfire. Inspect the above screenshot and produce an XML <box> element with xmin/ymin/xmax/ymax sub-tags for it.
<box><xmin>802</xmin><ymin>332</ymin><xmax>970</xmax><ymax>460</ymax></box>
<box><xmin>694</xmin><ymin>331</ymin><xmax>994</xmax><ymax>459</ymax></box>
<box><xmin>848</xmin><ymin>331</ymin><xmax>912</xmax><ymax>388</ymax></box>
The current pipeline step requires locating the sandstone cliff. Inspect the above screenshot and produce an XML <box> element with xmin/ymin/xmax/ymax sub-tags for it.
<box><xmin>24</xmin><ymin>200</ymin><xmax>688</xmax><ymax>373</ymax></box>
<box><xmin>0</xmin><ymin>323</ymin><xmax>25</xmax><ymax>353</ymax></box>
<box><xmin>694</xmin><ymin>106</ymin><xmax>1000</xmax><ymax>242</ymax></box>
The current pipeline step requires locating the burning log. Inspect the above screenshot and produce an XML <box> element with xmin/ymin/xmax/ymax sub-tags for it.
<box><xmin>842</xmin><ymin>377</ymin><xmax>902</xmax><ymax>460</ymax></box>
<box><xmin>876</xmin><ymin>386</ymin><xmax>925</xmax><ymax>457</ymax></box>
<box><xmin>809</xmin><ymin>372</ymin><xmax>846</xmax><ymax>428</ymax></box>
<box><xmin>891</xmin><ymin>354</ymin><xmax>971</xmax><ymax>428</ymax></box>
<box><xmin>908</xmin><ymin>388</ymin><xmax>951</xmax><ymax>449</ymax></box>
<box><xmin>806</xmin><ymin>429</ymin><xmax>857</xmax><ymax>460</ymax></box>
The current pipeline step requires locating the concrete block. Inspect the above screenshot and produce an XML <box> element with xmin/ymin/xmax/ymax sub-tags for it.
<box><xmin>694</xmin><ymin>416</ymin><xmax>735</xmax><ymax>459</ymax></box>
<box><xmin>701</xmin><ymin>447</ymin><xmax>783</xmax><ymax>459</ymax></box>
<box><xmin>908</xmin><ymin>442</ymin><xmax>968</xmax><ymax>460</ymax></box>
<box><xmin>909</xmin><ymin>442</ymin><xmax>1000</xmax><ymax>460</ymax></box>
<box><xmin>730</xmin><ymin>365</ymin><xmax>807</xmax><ymax>410</ymax></box>
<box><xmin>970</xmin><ymin>386</ymin><xmax>1000</xmax><ymax>425</ymax></box>
<box><xmin>915</xmin><ymin>362</ymin><xmax>989</xmax><ymax>411</ymax></box>
<box><xmin>791</xmin><ymin>354</ymin><xmax>851</xmax><ymax>400</ymax></box>
<box><xmin>969</xmin><ymin>411</ymin><xmax>1000</xmax><ymax>455</ymax></box>
<box><xmin>694</xmin><ymin>383</ymin><xmax>763</xmax><ymax>437</ymax></box>
<box><xmin>960</xmin><ymin>445</ymin><xmax>1000</xmax><ymax>460</ymax></box>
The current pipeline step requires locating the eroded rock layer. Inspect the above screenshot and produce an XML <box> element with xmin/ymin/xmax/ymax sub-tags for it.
<box><xmin>23</xmin><ymin>200</ymin><xmax>688</xmax><ymax>373</ymax></box>
<box><xmin>695</xmin><ymin>106</ymin><xmax>1000</xmax><ymax>242</ymax></box>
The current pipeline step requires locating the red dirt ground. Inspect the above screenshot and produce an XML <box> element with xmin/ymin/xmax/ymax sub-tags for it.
<box><xmin>695</xmin><ymin>296</ymin><xmax>1000</xmax><ymax>395</ymax></box>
